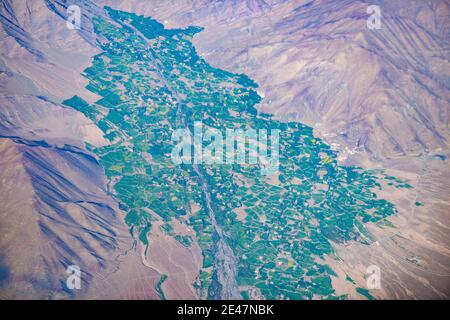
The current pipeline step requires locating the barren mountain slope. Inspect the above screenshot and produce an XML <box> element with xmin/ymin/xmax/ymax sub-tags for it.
<box><xmin>0</xmin><ymin>0</ymin><xmax>448</xmax><ymax>299</ymax></box>
<box><xmin>102</xmin><ymin>0</ymin><xmax>449</xmax><ymax>161</ymax></box>
<box><xmin>0</xmin><ymin>0</ymin><xmax>160</xmax><ymax>299</ymax></box>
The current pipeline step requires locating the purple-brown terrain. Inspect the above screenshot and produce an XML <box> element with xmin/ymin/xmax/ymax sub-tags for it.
<box><xmin>0</xmin><ymin>0</ymin><xmax>449</xmax><ymax>299</ymax></box>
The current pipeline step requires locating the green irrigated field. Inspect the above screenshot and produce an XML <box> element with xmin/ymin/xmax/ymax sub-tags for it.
<box><xmin>63</xmin><ymin>7</ymin><xmax>410</xmax><ymax>300</ymax></box>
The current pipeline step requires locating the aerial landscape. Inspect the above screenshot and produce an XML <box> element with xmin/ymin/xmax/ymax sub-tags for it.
<box><xmin>0</xmin><ymin>0</ymin><xmax>449</xmax><ymax>301</ymax></box>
